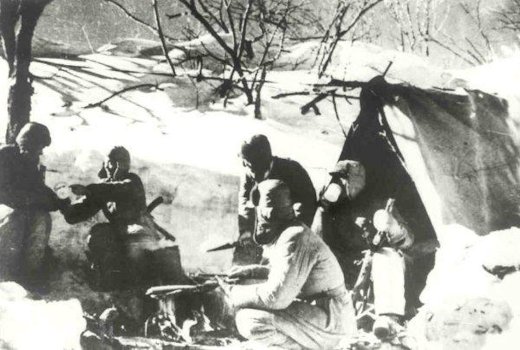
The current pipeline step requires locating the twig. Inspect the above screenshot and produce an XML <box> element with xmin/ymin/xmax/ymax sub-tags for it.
<box><xmin>179</xmin><ymin>0</ymin><xmax>235</xmax><ymax>57</ymax></box>
<box><xmin>272</xmin><ymin>91</ymin><xmax>311</xmax><ymax>99</ymax></box>
<box><xmin>301</xmin><ymin>92</ymin><xmax>330</xmax><ymax>115</ymax></box>
<box><xmin>83</xmin><ymin>83</ymin><xmax>164</xmax><ymax>109</ymax></box>
<box><xmin>103</xmin><ymin>0</ymin><xmax>179</xmax><ymax>42</ymax></box>
<box><xmin>152</xmin><ymin>0</ymin><xmax>176</xmax><ymax>76</ymax></box>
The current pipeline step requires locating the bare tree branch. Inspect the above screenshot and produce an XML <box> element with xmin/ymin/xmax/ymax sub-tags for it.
<box><xmin>103</xmin><ymin>0</ymin><xmax>179</xmax><ymax>41</ymax></box>
<box><xmin>152</xmin><ymin>0</ymin><xmax>176</xmax><ymax>76</ymax></box>
<box><xmin>84</xmin><ymin>83</ymin><xmax>164</xmax><ymax>109</ymax></box>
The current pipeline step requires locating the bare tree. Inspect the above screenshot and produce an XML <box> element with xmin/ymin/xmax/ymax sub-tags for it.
<box><xmin>430</xmin><ymin>0</ymin><xmax>493</xmax><ymax>65</ymax></box>
<box><xmin>384</xmin><ymin>0</ymin><xmax>450</xmax><ymax>56</ymax></box>
<box><xmin>0</xmin><ymin>0</ymin><xmax>54</xmax><ymax>143</ymax></box>
<box><xmin>496</xmin><ymin>0</ymin><xmax>520</xmax><ymax>33</ymax></box>
<box><xmin>315</xmin><ymin>0</ymin><xmax>384</xmax><ymax>77</ymax></box>
<box><xmin>175</xmin><ymin>0</ymin><xmax>316</xmax><ymax>119</ymax></box>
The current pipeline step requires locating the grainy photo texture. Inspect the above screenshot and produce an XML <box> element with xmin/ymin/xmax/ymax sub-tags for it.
<box><xmin>0</xmin><ymin>0</ymin><xmax>519</xmax><ymax>349</ymax></box>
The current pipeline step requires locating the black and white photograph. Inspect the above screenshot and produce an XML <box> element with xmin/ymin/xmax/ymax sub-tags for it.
<box><xmin>0</xmin><ymin>0</ymin><xmax>519</xmax><ymax>349</ymax></box>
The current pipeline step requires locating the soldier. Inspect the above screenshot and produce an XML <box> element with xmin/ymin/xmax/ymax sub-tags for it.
<box><xmin>62</xmin><ymin>146</ymin><xmax>163</xmax><ymax>290</ymax></box>
<box><xmin>220</xmin><ymin>180</ymin><xmax>356</xmax><ymax>350</ymax></box>
<box><xmin>0</xmin><ymin>122</ymin><xmax>67</xmax><ymax>291</ymax></box>
<box><xmin>235</xmin><ymin>134</ymin><xmax>317</xmax><ymax>265</ymax></box>
<box><xmin>318</xmin><ymin>160</ymin><xmax>438</xmax><ymax>340</ymax></box>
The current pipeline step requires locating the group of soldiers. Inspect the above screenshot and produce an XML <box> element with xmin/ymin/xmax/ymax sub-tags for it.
<box><xmin>0</xmin><ymin>121</ymin><xmax>438</xmax><ymax>349</ymax></box>
<box><xmin>0</xmin><ymin>122</ymin><xmax>163</xmax><ymax>292</ymax></box>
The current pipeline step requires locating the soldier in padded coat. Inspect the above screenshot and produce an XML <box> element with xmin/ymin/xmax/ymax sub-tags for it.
<box><xmin>62</xmin><ymin>146</ymin><xmax>162</xmax><ymax>289</ymax></box>
<box><xmin>235</xmin><ymin>134</ymin><xmax>317</xmax><ymax>265</ymax></box>
<box><xmin>220</xmin><ymin>180</ymin><xmax>356</xmax><ymax>350</ymax></box>
<box><xmin>0</xmin><ymin>122</ymin><xmax>67</xmax><ymax>291</ymax></box>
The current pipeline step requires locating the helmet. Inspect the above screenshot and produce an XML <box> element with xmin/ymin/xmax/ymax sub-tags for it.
<box><xmin>15</xmin><ymin>122</ymin><xmax>51</xmax><ymax>151</ymax></box>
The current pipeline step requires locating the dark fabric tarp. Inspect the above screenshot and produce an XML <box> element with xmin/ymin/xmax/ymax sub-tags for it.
<box><xmin>384</xmin><ymin>84</ymin><xmax>520</xmax><ymax>235</ymax></box>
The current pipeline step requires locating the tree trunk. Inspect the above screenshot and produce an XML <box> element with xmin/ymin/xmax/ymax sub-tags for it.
<box><xmin>253</xmin><ymin>66</ymin><xmax>266</xmax><ymax>120</ymax></box>
<box><xmin>1</xmin><ymin>0</ymin><xmax>51</xmax><ymax>144</ymax></box>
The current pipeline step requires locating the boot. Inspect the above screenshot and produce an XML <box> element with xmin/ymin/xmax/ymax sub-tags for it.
<box><xmin>373</xmin><ymin>314</ymin><xmax>402</xmax><ymax>340</ymax></box>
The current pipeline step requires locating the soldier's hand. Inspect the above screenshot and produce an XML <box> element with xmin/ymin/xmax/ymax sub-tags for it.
<box><xmin>215</xmin><ymin>276</ymin><xmax>233</xmax><ymax>297</ymax></box>
<box><xmin>227</xmin><ymin>266</ymin><xmax>253</xmax><ymax>279</ymax></box>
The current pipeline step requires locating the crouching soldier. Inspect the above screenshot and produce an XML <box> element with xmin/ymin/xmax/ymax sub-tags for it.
<box><xmin>317</xmin><ymin>160</ymin><xmax>437</xmax><ymax>340</ymax></box>
<box><xmin>219</xmin><ymin>180</ymin><xmax>356</xmax><ymax>350</ymax></box>
<box><xmin>62</xmin><ymin>146</ymin><xmax>163</xmax><ymax>290</ymax></box>
<box><xmin>0</xmin><ymin>122</ymin><xmax>67</xmax><ymax>291</ymax></box>
<box><xmin>236</xmin><ymin>134</ymin><xmax>317</xmax><ymax>265</ymax></box>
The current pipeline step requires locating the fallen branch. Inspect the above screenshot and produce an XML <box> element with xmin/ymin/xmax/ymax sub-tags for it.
<box><xmin>83</xmin><ymin>83</ymin><xmax>165</xmax><ymax>109</ymax></box>
<box><xmin>301</xmin><ymin>92</ymin><xmax>330</xmax><ymax>115</ymax></box>
<box><xmin>272</xmin><ymin>91</ymin><xmax>311</xmax><ymax>99</ymax></box>
<box><xmin>272</xmin><ymin>90</ymin><xmax>358</xmax><ymax>100</ymax></box>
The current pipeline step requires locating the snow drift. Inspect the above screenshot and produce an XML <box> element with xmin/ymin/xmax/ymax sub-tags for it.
<box><xmin>0</xmin><ymin>282</ymin><xmax>85</xmax><ymax>350</ymax></box>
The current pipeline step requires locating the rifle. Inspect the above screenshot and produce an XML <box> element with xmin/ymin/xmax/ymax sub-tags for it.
<box><xmin>146</xmin><ymin>196</ymin><xmax>176</xmax><ymax>242</ymax></box>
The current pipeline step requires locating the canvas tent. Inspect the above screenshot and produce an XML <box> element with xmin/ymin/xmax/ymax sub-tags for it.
<box><xmin>315</xmin><ymin>75</ymin><xmax>520</xmax><ymax>316</ymax></box>
<box><xmin>335</xmin><ymin>76</ymin><xmax>520</xmax><ymax>238</ymax></box>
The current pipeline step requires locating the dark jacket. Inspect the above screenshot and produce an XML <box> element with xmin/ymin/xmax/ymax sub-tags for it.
<box><xmin>238</xmin><ymin>156</ymin><xmax>317</xmax><ymax>234</ymax></box>
<box><xmin>63</xmin><ymin>172</ymin><xmax>147</xmax><ymax>227</ymax></box>
<box><xmin>0</xmin><ymin>145</ymin><xmax>59</xmax><ymax>211</ymax></box>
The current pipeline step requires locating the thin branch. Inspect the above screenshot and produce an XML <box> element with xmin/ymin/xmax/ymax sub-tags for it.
<box><xmin>152</xmin><ymin>0</ymin><xmax>176</xmax><ymax>76</ymax></box>
<box><xmin>301</xmin><ymin>92</ymin><xmax>331</xmax><ymax>115</ymax></box>
<box><xmin>198</xmin><ymin>0</ymin><xmax>229</xmax><ymax>33</ymax></box>
<box><xmin>272</xmin><ymin>91</ymin><xmax>311</xmax><ymax>99</ymax></box>
<box><xmin>337</xmin><ymin>0</ymin><xmax>384</xmax><ymax>37</ymax></box>
<box><xmin>429</xmin><ymin>37</ymin><xmax>477</xmax><ymax>66</ymax></box>
<box><xmin>103</xmin><ymin>0</ymin><xmax>179</xmax><ymax>41</ymax></box>
<box><xmin>83</xmin><ymin>83</ymin><xmax>164</xmax><ymax>109</ymax></box>
<box><xmin>179</xmin><ymin>0</ymin><xmax>235</xmax><ymax>57</ymax></box>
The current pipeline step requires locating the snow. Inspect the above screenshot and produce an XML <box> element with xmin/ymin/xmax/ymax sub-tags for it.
<box><xmin>0</xmin><ymin>282</ymin><xmax>85</xmax><ymax>350</ymax></box>
<box><xmin>409</xmin><ymin>226</ymin><xmax>520</xmax><ymax>349</ymax></box>
<box><xmin>0</xmin><ymin>46</ymin><xmax>345</xmax><ymax>297</ymax></box>
<box><xmin>280</xmin><ymin>40</ymin><xmax>452</xmax><ymax>89</ymax></box>
<box><xmin>2</xmin><ymin>37</ymin><xmax>520</xmax><ymax>346</ymax></box>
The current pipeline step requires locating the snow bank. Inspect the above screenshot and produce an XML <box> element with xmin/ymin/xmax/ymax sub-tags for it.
<box><xmin>409</xmin><ymin>226</ymin><xmax>520</xmax><ymax>349</ymax></box>
<box><xmin>277</xmin><ymin>40</ymin><xmax>450</xmax><ymax>89</ymax></box>
<box><xmin>0</xmin><ymin>282</ymin><xmax>85</xmax><ymax>350</ymax></box>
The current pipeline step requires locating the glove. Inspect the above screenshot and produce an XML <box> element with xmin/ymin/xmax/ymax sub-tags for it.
<box><xmin>320</xmin><ymin>182</ymin><xmax>343</xmax><ymax>209</ymax></box>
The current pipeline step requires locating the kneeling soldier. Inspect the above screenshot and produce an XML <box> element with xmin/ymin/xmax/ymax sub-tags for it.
<box><xmin>219</xmin><ymin>179</ymin><xmax>355</xmax><ymax>350</ymax></box>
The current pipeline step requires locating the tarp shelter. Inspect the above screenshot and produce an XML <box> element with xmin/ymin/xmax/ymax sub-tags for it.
<box><xmin>339</xmin><ymin>76</ymin><xmax>520</xmax><ymax>238</ymax></box>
